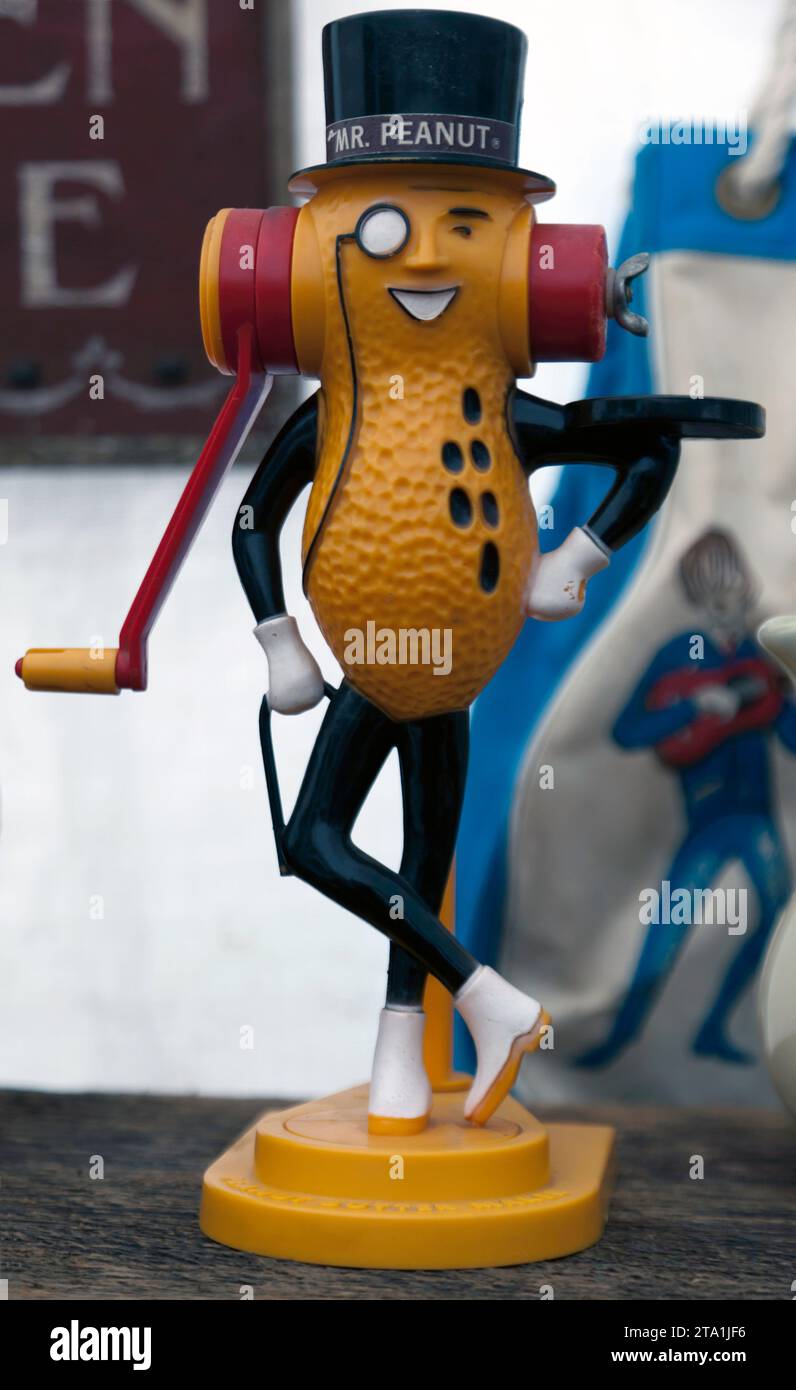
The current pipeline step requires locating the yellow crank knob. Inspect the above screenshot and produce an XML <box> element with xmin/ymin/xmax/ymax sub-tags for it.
<box><xmin>15</xmin><ymin>648</ymin><xmax>120</xmax><ymax>695</ymax></box>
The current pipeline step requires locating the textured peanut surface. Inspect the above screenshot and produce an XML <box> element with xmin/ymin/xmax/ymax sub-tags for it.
<box><xmin>301</xmin><ymin>172</ymin><xmax>537</xmax><ymax>720</ymax></box>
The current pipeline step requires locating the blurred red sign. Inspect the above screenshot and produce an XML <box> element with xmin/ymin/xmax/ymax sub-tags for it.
<box><xmin>0</xmin><ymin>0</ymin><xmax>276</xmax><ymax>434</ymax></box>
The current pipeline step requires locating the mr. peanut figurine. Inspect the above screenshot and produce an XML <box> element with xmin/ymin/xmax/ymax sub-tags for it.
<box><xmin>17</xmin><ymin>10</ymin><xmax>764</xmax><ymax>1267</ymax></box>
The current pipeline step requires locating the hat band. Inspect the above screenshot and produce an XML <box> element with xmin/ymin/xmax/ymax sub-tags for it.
<box><xmin>325</xmin><ymin>113</ymin><xmax>516</xmax><ymax>164</ymax></box>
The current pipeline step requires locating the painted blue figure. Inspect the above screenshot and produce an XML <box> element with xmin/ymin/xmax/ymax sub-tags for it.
<box><xmin>578</xmin><ymin>529</ymin><xmax>796</xmax><ymax>1068</ymax></box>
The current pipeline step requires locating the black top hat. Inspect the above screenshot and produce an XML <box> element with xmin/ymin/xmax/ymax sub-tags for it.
<box><xmin>289</xmin><ymin>8</ymin><xmax>555</xmax><ymax>200</ymax></box>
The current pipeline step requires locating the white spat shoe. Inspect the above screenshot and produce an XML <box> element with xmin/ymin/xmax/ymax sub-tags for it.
<box><xmin>367</xmin><ymin>1006</ymin><xmax>433</xmax><ymax>1136</ymax></box>
<box><xmin>455</xmin><ymin>966</ymin><xmax>550</xmax><ymax>1125</ymax></box>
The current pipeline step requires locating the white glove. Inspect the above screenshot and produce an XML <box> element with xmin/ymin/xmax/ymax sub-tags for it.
<box><xmin>525</xmin><ymin>526</ymin><xmax>610</xmax><ymax>621</ymax></box>
<box><xmin>255</xmin><ymin>614</ymin><xmax>325</xmax><ymax>714</ymax></box>
<box><xmin>692</xmin><ymin>684</ymin><xmax>741</xmax><ymax>720</ymax></box>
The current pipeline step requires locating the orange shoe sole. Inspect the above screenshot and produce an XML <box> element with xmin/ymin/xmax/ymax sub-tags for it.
<box><xmin>466</xmin><ymin>1009</ymin><xmax>552</xmax><ymax>1126</ymax></box>
<box><xmin>367</xmin><ymin>1112</ymin><xmax>431</xmax><ymax>1136</ymax></box>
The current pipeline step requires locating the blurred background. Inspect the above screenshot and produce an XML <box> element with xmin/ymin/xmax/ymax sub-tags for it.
<box><xmin>0</xmin><ymin>0</ymin><xmax>784</xmax><ymax>1099</ymax></box>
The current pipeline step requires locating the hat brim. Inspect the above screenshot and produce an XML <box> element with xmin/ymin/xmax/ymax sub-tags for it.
<box><xmin>288</xmin><ymin>153</ymin><xmax>556</xmax><ymax>200</ymax></box>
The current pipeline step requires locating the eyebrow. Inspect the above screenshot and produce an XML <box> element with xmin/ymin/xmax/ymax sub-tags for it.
<box><xmin>448</xmin><ymin>206</ymin><xmax>491</xmax><ymax>219</ymax></box>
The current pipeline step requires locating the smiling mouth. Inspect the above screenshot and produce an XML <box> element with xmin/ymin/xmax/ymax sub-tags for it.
<box><xmin>388</xmin><ymin>286</ymin><xmax>459</xmax><ymax>321</ymax></box>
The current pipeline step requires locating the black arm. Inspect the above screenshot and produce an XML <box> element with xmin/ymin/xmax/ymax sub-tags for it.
<box><xmin>509</xmin><ymin>389</ymin><xmax>764</xmax><ymax>553</ymax></box>
<box><xmin>509</xmin><ymin>388</ymin><xmax>680</xmax><ymax>553</ymax></box>
<box><xmin>232</xmin><ymin>391</ymin><xmax>319</xmax><ymax>622</ymax></box>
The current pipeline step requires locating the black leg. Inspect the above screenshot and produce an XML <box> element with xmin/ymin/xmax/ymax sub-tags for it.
<box><xmin>279</xmin><ymin>681</ymin><xmax>477</xmax><ymax>994</ymax></box>
<box><xmin>386</xmin><ymin>709</ymin><xmax>470</xmax><ymax>1007</ymax></box>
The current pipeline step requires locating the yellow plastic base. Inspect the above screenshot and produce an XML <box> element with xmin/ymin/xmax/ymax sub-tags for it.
<box><xmin>200</xmin><ymin>1084</ymin><xmax>615</xmax><ymax>1269</ymax></box>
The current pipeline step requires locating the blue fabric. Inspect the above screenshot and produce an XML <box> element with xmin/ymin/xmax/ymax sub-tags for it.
<box><xmin>454</xmin><ymin>130</ymin><xmax>796</xmax><ymax>1069</ymax></box>
<box><xmin>626</xmin><ymin>134</ymin><xmax>796</xmax><ymax>262</ymax></box>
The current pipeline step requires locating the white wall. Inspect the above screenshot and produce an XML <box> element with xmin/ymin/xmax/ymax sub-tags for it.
<box><xmin>0</xmin><ymin>434</ymin><xmax>401</xmax><ymax>1097</ymax></box>
<box><xmin>0</xmin><ymin>0</ymin><xmax>781</xmax><ymax>1097</ymax></box>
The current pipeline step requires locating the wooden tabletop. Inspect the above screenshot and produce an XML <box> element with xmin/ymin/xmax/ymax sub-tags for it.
<box><xmin>3</xmin><ymin>1090</ymin><xmax>795</xmax><ymax>1300</ymax></box>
